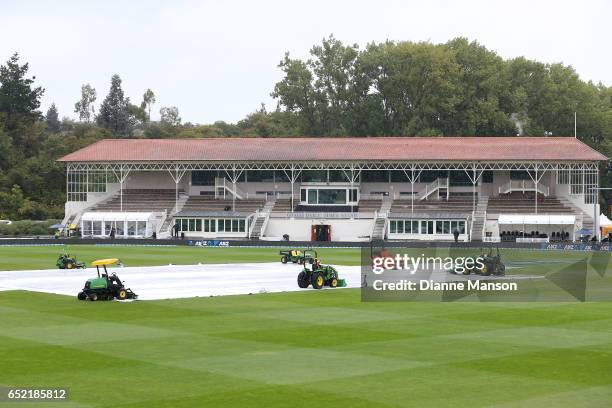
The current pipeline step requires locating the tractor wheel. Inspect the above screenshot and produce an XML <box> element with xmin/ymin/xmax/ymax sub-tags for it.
<box><xmin>297</xmin><ymin>272</ymin><xmax>309</xmax><ymax>288</ymax></box>
<box><xmin>281</xmin><ymin>256</ymin><xmax>288</xmax><ymax>264</ymax></box>
<box><xmin>117</xmin><ymin>289</ymin><xmax>127</xmax><ymax>300</ymax></box>
<box><xmin>77</xmin><ymin>292</ymin><xmax>86</xmax><ymax>300</ymax></box>
<box><xmin>66</xmin><ymin>262</ymin><xmax>73</xmax><ymax>269</ymax></box>
<box><xmin>89</xmin><ymin>293</ymin><xmax>98</xmax><ymax>301</ymax></box>
<box><xmin>311</xmin><ymin>272</ymin><xmax>324</xmax><ymax>289</ymax></box>
<box><xmin>329</xmin><ymin>278</ymin><xmax>338</xmax><ymax>288</ymax></box>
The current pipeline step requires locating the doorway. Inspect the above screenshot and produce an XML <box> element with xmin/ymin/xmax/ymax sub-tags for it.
<box><xmin>311</xmin><ymin>224</ymin><xmax>331</xmax><ymax>241</ymax></box>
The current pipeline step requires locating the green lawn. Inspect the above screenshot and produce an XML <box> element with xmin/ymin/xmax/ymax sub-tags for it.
<box><xmin>1</xmin><ymin>290</ymin><xmax>612</xmax><ymax>407</ymax></box>
<box><xmin>0</xmin><ymin>245</ymin><xmax>361</xmax><ymax>270</ymax></box>
<box><xmin>1</xmin><ymin>245</ymin><xmax>612</xmax><ymax>407</ymax></box>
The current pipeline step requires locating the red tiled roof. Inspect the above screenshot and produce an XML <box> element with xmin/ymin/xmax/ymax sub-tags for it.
<box><xmin>57</xmin><ymin>137</ymin><xmax>608</xmax><ymax>162</ymax></box>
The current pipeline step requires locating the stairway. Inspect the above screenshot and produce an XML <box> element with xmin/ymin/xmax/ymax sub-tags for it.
<box><xmin>158</xmin><ymin>192</ymin><xmax>189</xmax><ymax>238</ymax></box>
<box><xmin>415</xmin><ymin>178</ymin><xmax>448</xmax><ymax>201</ymax></box>
<box><xmin>558</xmin><ymin>197</ymin><xmax>594</xmax><ymax>232</ymax></box>
<box><xmin>249</xmin><ymin>198</ymin><xmax>276</xmax><ymax>239</ymax></box>
<box><xmin>371</xmin><ymin>196</ymin><xmax>393</xmax><ymax>240</ymax></box>
<box><xmin>470</xmin><ymin>196</ymin><xmax>488</xmax><ymax>241</ymax></box>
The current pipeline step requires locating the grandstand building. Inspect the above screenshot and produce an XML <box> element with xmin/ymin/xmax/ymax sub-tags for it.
<box><xmin>58</xmin><ymin>137</ymin><xmax>607</xmax><ymax>242</ymax></box>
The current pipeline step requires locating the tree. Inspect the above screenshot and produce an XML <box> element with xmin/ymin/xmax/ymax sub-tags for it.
<box><xmin>45</xmin><ymin>103</ymin><xmax>61</xmax><ymax>133</ymax></box>
<box><xmin>0</xmin><ymin>53</ymin><xmax>45</xmax><ymax>127</ymax></box>
<box><xmin>97</xmin><ymin>74</ymin><xmax>133</xmax><ymax>136</ymax></box>
<box><xmin>141</xmin><ymin>89</ymin><xmax>156</xmax><ymax>121</ymax></box>
<box><xmin>74</xmin><ymin>84</ymin><xmax>96</xmax><ymax>122</ymax></box>
<box><xmin>160</xmin><ymin>106</ymin><xmax>181</xmax><ymax>126</ymax></box>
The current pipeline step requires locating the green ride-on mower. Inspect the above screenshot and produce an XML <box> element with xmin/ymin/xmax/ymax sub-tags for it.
<box><xmin>280</xmin><ymin>249</ymin><xmax>314</xmax><ymax>264</ymax></box>
<box><xmin>56</xmin><ymin>253</ymin><xmax>85</xmax><ymax>269</ymax></box>
<box><xmin>450</xmin><ymin>247</ymin><xmax>506</xmax><ymax>276</ymax></box>
<box><xmin>77</xmin><ymin>258</ymin><xmax>138</xmax><ymax>301</ymax></box>
<box><xmin>296</xmin><ymin>250</ymin><xmax>347</xmax><ymax>289</ymax></box>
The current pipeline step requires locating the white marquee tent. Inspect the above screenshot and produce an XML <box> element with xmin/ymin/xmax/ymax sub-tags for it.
<box><xmin>81</xmin><ymin>212</ymin><xmax>157</xmax><ymax>238</ymax></box>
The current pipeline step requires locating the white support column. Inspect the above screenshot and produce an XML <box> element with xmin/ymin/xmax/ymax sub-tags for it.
<box><xmin>527</xmin><ymin>165</ymin><xmax>546</xmax><ymax>214</ymax></box>
<box><xmin>464</xmin><ymin>165</ymin><xmax>484</xmax><ymax>216</ymax></box>
<box><xmin>167</xmin><ymin>166</ymin><xmax>188</xmax><ymax>213</ymax></box>
<box><xmin>403</xmin><ymin>167</ymin><xmax>422</xmax><ymax>215</ymax></box>
<box><xmin>283</xmin><ymin>166</ymin><xmax>302</xmax><ymax>214</ymax></box>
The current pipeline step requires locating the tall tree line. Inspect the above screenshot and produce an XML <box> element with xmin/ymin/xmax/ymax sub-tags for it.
<box><xmin>0</xmin><ymin>36</ymin><xmax>611</xmax><ymax>220</ymax></box>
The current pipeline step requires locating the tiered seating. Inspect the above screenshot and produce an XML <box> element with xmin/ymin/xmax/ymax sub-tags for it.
<box><xmin>180</xmin><ymin>196</ymin><xmax>265</xmax><ymax>213</ymax></box>
<box><xmin>358</xmin><ymin>200</ymin><xmax>383</xmax><ymax>212</ymax></box>
<box><xmin>487</xmin><ymin>193</ymin><xmax>571</xmax><ymax>215</ymax></box>
<box><xmin>92</xmin><ymin>189</ymin><xmax>178</xmax><ymax>212</ymax></box>
<box><xmin>271</xmin><ymin>199</ymin><xmax>294</xmax><ymax>212</ymax></box>
<box><xmin>391</xmin><ymin>196</ymin><xmax>475</xmax><ymax>215</ymax></box>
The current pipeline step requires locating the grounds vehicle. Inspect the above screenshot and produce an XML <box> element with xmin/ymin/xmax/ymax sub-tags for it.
<box><xmin>296</xmin><ymin>250</ymin><xmax>346</xmax><ymax>289</ymax></box>
<box><xmin>280</xmin><ymin>249</ymin><xmax>314</xmax><ymax>264</ymax></box>
<box><xmin>451</xmin><ymin>248</ymin><xmax>506</xmax><ymax>276</ymax></box>
<box><xmin>77</xmin><ymin>258</ymin><xmax>137</xmax><ymax>301</ymax></box>
<box><xmin>56</xmin><ymin>253</ymin><xmax>85</xmax><ymax>269</ymax></box>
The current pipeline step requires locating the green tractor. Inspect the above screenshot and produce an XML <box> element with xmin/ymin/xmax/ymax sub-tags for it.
<box><xmin>280</xmin><ymin>249</ymin><xmax>314</xmax><ymax>264</ymax></box>
<box><xmin>56</xmin><ymin>253</ymin><xmax>85</xmax><ymax>269</ymax></box>
<box><xmin>77</xmin><ymin>258</ymin><xmax>137</xmax><ymax>301</ymax></box>
<box><xmin>451</xmin><ymin>248</ymin><xmax>506</xmax><ymax>276</ymax></box>
<box><xmin>296</xmin><ymin>250</ymin><xmax>347</xmax><ymax>289</ymax></box>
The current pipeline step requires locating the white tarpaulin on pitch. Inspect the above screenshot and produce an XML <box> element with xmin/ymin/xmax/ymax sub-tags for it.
<box><xmin>498</xmin><ymin>214</ymin><xmax>575</xmax><ymax>225</ymax></box>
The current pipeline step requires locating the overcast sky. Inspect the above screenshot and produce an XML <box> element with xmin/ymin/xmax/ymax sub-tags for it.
<box><xmin>1</xmin><ymin>0</ymin><xmax>610</xmax><ymax>124</ymax></box>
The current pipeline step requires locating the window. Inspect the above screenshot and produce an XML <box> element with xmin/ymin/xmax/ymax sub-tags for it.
<box><xmin>301</xmin><ymin>189</ymin><xmax>307</xmax><ymax>202</ymax></box>
<box><xmin>390</xmin><ymin>221</ymin><xmax>397</xmax><ymax>234</ymax></box>
<box><xmin>88</xmin><ymin>171</ymin><xmax>107</xmax><ymax>193</ymax></box>
<box><xmin>318</xmin><ymin>189</ymin><xmax>346</xmax><ymax>204</ymax></box>
<box><xmin>308</xmin><ymin>190</ymin><xmax>318</xmax><ymax>204</ymax></box>
<box><xmin>421</xmin><ymin>220</ymin><xmax>434</xmax><ymax>234</ymax></box>
<box><xmin>349</xmin><ymin>189</ymin><xmax>358</xmax><ymax>203</ymax></box>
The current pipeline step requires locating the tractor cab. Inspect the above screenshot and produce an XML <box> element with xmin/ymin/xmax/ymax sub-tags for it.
<box><xmin>78</xmin><ymin>258</ymin><xmax>137</xmax><ymax>301</ymax></box>
<box><xmin>296</xmin><ymin>250</ymin><xmax>346</xmax><ymax>290</ymax></box>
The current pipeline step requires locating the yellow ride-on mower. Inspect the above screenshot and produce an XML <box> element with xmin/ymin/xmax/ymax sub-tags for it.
<box><xmin>77</xmin><ymin>258</ymin><xmax>137</xmax><ymax>301</ymax></box>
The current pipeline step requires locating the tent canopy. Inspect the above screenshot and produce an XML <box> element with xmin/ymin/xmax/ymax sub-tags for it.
<box><xmin>600</xmin><ymin>213</ymin><xmax>612</xmax><ymax>227</ymax></box>
<box><xmin>498</xmin><ymin>214</ymin><xmax>575</xmax><ymax>225</ymax></box>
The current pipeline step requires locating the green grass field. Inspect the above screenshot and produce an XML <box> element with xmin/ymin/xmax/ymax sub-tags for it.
<box><xmin>1</xmin><ymin>245</ymin><xmax>612</xmax><ymax>407</ymax></box>
<box><xmin>0</xmin><ymin>245</ymin><xmax>361</xmax><ymax>270</ymax></box>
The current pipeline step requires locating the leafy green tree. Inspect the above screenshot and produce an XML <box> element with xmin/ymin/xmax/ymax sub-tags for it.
<box><xmin>141</xmin><ymin>89</ymin><xmax>156</xmax><ymax>121</ymax></box>
<box><xmin>97</xmin><ymin>74</ymin><xmax>133</xmax><ymax>136</ymax></box>
<box><xmin>0</xmin><ymin>53</ymin><xmax>45</xmax><ymax>129</ymax></box>
<box><xmin>45</xmin><ymin>103</ymin><xmax>61</xmax><ymax>133</ymax></box>
<box><xmin>74</xmin><ymin>83</ymin><xmax>96</xmax><ymax>122</ymax></box>
<box><xmin>160</xmin><ymin>106</ymin><xmax>181</xmax><ymax>126</ymax></box>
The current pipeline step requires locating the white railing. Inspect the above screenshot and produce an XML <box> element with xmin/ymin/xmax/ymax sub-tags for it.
<box><xmin>215</xmin><ymin>177</ymin><xmax>246</xmax><ymax>200</ymax></box>
<box><xmin>498</xmin><ymin>180</ymin><xmax>549</xmax><ymax>196</ymax></box>
<box><xmin>156</xmin><ymin>209</ymin><xmax>168</xmax><ymax>235</ymax></box>
<box><xmin>416</xmin><ymin>178</ymin><xmax>448</xmax><ymax>200</ymax></box>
